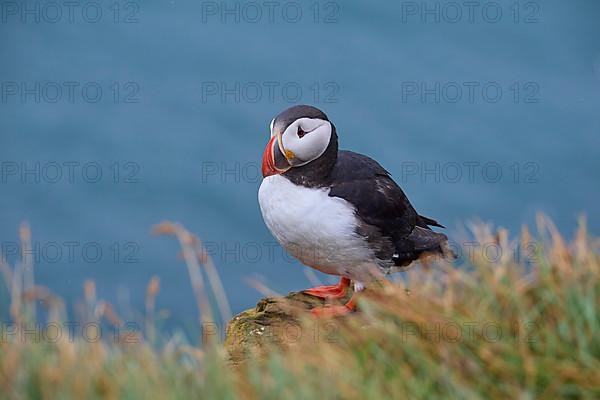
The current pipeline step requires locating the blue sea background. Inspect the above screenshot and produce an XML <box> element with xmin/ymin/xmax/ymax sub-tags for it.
<box><xmin>1</xmin><ymin>0</ymin><xmax>599</xmax><ymax>329</ymax></box>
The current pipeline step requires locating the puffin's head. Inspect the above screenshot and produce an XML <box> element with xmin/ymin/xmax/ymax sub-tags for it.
<box><xmin>262</xmin><ymin>105</ymin><xmax>336</xmax><ymax>178</ymax></box>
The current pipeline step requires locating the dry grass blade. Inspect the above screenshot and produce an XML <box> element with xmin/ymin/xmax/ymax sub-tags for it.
<box><xmin>195</xmin><ymin>242</ymin><xmax>232</xmax><ymax>323</ymax></box>
<box><xmin>153</xmin><ymin>221</ymin><xmax>215</xmax><ymax>332</ymax></box>
<box><xmin>146</xmin><ymin>275</ymin><xmax>160</xmax><ymax>344</ymax></box>
<box><xmin>22</xmin><ymin>285</ymin><xmax>66</xmax><ymax>323</ymax></box>
<box><xmin>245</xmin><ymin>277</ymin><xmax>282</xmax><ymax>298</ymax></box>
<box><xmin>154</xmin><ymin>221</ymin><xmax>233</xmax><ymax>325</ymax></box>
<box><xmin>303</xmin><ymin>267</ymin><xmax>324</xmax><ymax>288</ymax></box>
<box><xmin>0</xmin><ymin>259</ymin><xmax>13</xmax><ymax>293</ymax></box>
<box><xmin>19</xmin><ymin>222</ymin><xmax>36</xmax><ymax>320</ymax></box>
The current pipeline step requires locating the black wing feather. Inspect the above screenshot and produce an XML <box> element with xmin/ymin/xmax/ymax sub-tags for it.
<box><xmin>328</xmin><ymin>151</ymin><xmax>446</xmax><ymax>267</ymax></box>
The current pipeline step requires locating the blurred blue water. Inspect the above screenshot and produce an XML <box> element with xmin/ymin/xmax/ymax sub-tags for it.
<box><xmin>1</xmin><ymin>0</ymin><xmax>599</xmax><ymax>326</ymax></box>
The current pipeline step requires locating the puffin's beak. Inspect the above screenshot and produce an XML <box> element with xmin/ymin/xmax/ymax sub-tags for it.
<box><xmin>262</xmin><ymin>133</ymin><xmax>292</xmax><ymax>177</ymax></box>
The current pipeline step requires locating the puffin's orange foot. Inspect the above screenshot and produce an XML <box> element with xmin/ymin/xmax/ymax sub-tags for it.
<box><xmin>302</xmin><ymin>277</ymin><xmax>351</xmax><ymax>299</ymax></box>
<box><xmin>310</xmin><ymin>296</ymin><xmax>357</xmax><ymax>318</ymax></box>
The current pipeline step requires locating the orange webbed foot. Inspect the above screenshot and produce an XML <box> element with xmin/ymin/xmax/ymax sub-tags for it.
<box><xmin>310</xmin><ymin>296</ymin><xmax>357</xmax><ymax>318</ymax></box>
<box><xmin>302</xmin><ymin>277</ymin><xmax>351</xmax><ymax>299</ymax></box>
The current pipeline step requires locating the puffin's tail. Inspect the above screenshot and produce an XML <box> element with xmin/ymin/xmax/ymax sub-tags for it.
<box><xmin>418</xmin><ymin>214</ymin><xmax>445</xmax><ymax>229</ymax></box>
<box><xmin>415</xmin><ymin>215</ymin><xmax>456</xmax><ymax>260</ymax></box>
<box><xmin>392</xmin><ymin>226</ymin><xmax>452</xmax><ymax>267</ymax></box>
<box><xmin>408</xmin><ymin>226</ymin><xmax>448</xmax><ymax>254</ymax></box>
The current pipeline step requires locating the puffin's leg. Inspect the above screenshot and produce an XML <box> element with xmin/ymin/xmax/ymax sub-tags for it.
<box><xmin>310</xmin><ymin>295</ymin><xmax>357</xmax><ymax>317</ymax></box>
<box><xmin>302</xmin><ymin>277</ymin><xmax>351</xmax><ymax>299</ymax></box>
<box><xmin>310</xmin><ymin>281</ymin><xmax>364</xmax><ymax>317</ymax></box>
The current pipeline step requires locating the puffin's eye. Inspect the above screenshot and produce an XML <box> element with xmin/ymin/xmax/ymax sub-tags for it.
<box><xmin>297</xmin><ymin>126</ymin><xmax>306</xmax><ymax>138</ymax></box>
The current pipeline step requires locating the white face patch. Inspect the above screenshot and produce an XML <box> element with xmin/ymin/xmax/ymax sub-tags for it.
<box><xmin>280</xmin><ymin>118</ymin><xmax>332</xmax><ymax>166</ymax></box>
<box><xmin>269</xmin><ymin>118</ymin><xmax>275</xmax><ymax>138</ymax></box>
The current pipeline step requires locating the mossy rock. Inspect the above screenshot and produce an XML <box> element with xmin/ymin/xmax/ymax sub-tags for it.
<box><xmin>224</xmin><ymin>290</ymin><xmax>352</xmax><ymax>365</ymax></box>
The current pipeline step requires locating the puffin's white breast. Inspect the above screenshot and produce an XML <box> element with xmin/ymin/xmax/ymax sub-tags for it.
<box><xmin>258</xmin><ymin>175</ymin><xmax>375</xmax><ymax>280</ymax></box>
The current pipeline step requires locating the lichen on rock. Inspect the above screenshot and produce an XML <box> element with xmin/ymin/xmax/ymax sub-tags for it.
<box><xmin>224</xmin><ymin>290</ymin><xmax>351</xmax><ymax>365</ymax></box>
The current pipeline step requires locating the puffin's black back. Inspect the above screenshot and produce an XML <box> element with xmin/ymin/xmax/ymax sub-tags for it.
<box><xmin>328</xmin><ymin>151</ymin><xmax>447</xmax><ymax>267</ymax></box>
<box><xmin>287</xmin><ymin>150</ymin><xmax>444</xmax><ymax>267</ymax></box>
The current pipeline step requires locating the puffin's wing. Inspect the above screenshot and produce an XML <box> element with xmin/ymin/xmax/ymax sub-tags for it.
<box><xmin>328</xmin><ymin>151</ymin><xmax>447</xmax><ymax>265</ymax></box>
<box><xmin>328</xmin><ymin>151</ymin><xmax>417</xmax><ymax>237</ymax></box>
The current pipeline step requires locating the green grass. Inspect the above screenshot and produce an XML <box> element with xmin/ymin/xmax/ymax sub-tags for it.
<box><xmin>1</xmin><ymin>216</ymin><xmax>599</xmax><ymax>399</ymax></box>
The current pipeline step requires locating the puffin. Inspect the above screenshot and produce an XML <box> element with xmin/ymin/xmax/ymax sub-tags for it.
<box><xmin>258</xmin><ymin>105</ymin><xmax>449</xmax><ymax>316</ymax></box>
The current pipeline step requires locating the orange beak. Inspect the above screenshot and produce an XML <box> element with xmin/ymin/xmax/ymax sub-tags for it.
<box><xmin>262</xmin><ymin>135</ymin><xmax>291</xmax><ymax>177</ymax></box>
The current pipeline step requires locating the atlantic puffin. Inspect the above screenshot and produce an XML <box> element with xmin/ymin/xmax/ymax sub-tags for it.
<box><xmin>258</xmin><ymin>105</ymin><xmax>448</xmax><ymax>316</ymax></box>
